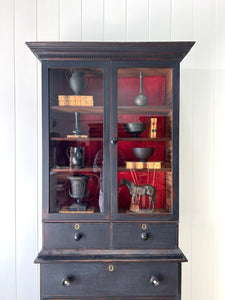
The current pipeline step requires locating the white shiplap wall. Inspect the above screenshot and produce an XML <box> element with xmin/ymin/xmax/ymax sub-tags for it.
<box><xmin>0</xmin><ymin>0</ymin><xmax>225</xmax><ymax>299</ymax></box>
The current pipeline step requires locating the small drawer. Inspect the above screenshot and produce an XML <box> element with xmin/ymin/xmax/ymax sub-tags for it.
<box><xmin>44</xmin><ymin>223</ymin><xmax>109</xmax><ymax>249</ymax></box>
<box><xmin>41</xmin><ymin>261</ymin><xmax>179</xmax><ymax>298</ymax></box>
<box><xmin>112</xmin><ymin>223</ymin><xmax>177</xmax><ymax>249</ymax></box>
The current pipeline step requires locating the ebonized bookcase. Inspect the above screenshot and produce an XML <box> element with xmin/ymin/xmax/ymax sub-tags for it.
<box><xmin>27</xmin><ymin>41</ymin><xmax>194</xmax><ymax>300</ymax></box>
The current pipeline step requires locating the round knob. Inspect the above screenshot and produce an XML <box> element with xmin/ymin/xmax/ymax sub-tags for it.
<box><xmin>74</xmin><ymin>233</ymin><xmax>82</xmax><ymax>241</ymax></box>
<box><xmin>62</xmin><ymin>278</ymin><xmax>70</xmax><ymax>287</ymax></box>
<box><xmin>141</xmin><ymin>232</ymin><xmax>149</xmax><ymax>240</ymax></box>
<box><xmin>150</xmin><ymin>276</ymin><xmax>160</xmax><ymax>287</ymax></box>
<box><xmin>111</xmin><ymin>138</ymin><xmax>117</xmax><ymax>145</ymax></box>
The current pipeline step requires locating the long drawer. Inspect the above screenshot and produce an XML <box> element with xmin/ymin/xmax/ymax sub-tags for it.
<box><xmin>112</xmin><ymin>222</ymin><xmax>177</xmax><ymax>249</ymax></box>
<box><xmin>41</xmin><ymin>262</ymin><xmax>179</xmax><ymax>298</ymax></box>
<box><xmin>44</xmin><ymin>223</ymin><xmax>110</xmax><ymax>249</ymax></box>
<box><xmin>43</xmin><ymin>297</ymin><xmax>177</xmax><ymax>300</ymax></box>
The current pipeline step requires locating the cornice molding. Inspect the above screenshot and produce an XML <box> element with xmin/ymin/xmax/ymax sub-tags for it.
<box><xmin>26</xmin><ymin>41</ymin><xmax>195</xmax><ymax>62</ymax></box>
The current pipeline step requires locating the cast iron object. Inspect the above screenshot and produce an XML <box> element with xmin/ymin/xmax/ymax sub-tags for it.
<box><xmin>119</xmin><ymin>116</ymin><xmax>150</xmax><ymax>138</ymax></box>
<box><xmin>119</xmin><ymin>178</ymin><xmax>156</xmax><ymax>213</ymax></box>
<box><xmin>66</xmin><ymin>70</ymin><xmax>89</xmax><ymax>95</ymax></box>
<box><xmin>134</xmin><ymin>72</ymin><xmax>148</xmax><ymax>106</ymax></box>
<box><xmin>67</xmin><ymin>175</ymin><xmax>90</xmax><ymax>211</ymax></box>
<box><xmin>72</xmin><ymin>112</ymin><xmax>83</xmax><ymax>135</ymax></box>
<box><xmin>132</xmin><ymin>147</ymin><xmax>154</xmax><ymax>162</ymax></box>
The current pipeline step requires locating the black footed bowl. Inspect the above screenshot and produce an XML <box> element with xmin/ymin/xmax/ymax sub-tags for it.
<box><xmin>122</xmin><ymin>122</ymin><xmax>146</xmax><ymax>137</ymax></box>
<box><xmin>132</xmin><ymin>147</ymin><xmax>155</xmax><ymax>162</ymax></box>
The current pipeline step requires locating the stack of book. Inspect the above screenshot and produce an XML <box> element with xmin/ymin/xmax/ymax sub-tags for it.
<box><xmin>66</xmin><ymin>134</ymin><xmax>88</xmax><ymax>138</ymax></box>
<box><xmin>149</xmin><ymin>117</ymin><xmax>157</xmax><ymax>138</ymax></box>
<box><xmin>125</xmin><ymin>161</ymin><xmax>167</xmax><ymax>169</ymax></box>
<box><xmin>58</xmin><ymin>95</ymin><xmax>94</xmax><ymax>106</ymax></box>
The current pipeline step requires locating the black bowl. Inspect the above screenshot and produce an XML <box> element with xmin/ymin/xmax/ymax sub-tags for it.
<box><xmin>122</xmin><ymin>122</ymin><xmax>147</xmax><ymax>137</ymax></box>
<box><xmin>132</xmin><ymin>147</ymin><xmax>155</xmax><ymax>162</ymax></box>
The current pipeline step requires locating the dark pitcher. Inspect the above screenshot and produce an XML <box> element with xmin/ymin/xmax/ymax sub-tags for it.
<box><xmin>66</xmin><ymin>147</ymin><xmax>85</xmax><ymax>168</ymax></box>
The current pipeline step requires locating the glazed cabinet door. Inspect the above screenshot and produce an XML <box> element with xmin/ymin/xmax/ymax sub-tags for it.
<box><xmin>43</xmin><ymin>61</ymin><xmax>110</xmax><ymax>220</ymax></box>
<box><xmin>111</xmin><ymin>61</ymin><xmax>179</xmax><ymax>221</ymax></box>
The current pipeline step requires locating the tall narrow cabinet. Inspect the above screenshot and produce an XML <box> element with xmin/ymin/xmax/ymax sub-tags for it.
<box><xmin>27</xmin><ymin>42</ymin><xmax>194</xmax><ymax>300</ymax></box>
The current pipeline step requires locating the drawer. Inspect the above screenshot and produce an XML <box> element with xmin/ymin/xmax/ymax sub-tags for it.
<box><xmin>41</xmin><ymin>262</ymin><xmax>179</xmax><ymax>298</ymax></box>
<box><xmin>43</xmin><ymin>297</ymin><xmax>177</xmax><ymax>300</ymax></box>
<box><xmin>112</xmin><ymin>223</ymin><xmax>177</xmax><ymax>249</ymax></box>
<box><xmin>44</xmin><ymin>223</ymin><xmax>109</xmax><ymax>249</ymax></box>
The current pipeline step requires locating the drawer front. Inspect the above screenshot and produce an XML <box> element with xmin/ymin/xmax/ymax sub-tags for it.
<box><xmin>44</xmin><ymin>223</ymin><xmax>109</xmax><ymax>249</ymax></box>
<box><xmin>43</xmin><ymin>297</ymin><xmax>177</xmax><ymax>300</ymax></box>
<box><xmin>41</xmin><ymin>262</ymin><xmax>179</xmax><ymax>298</ymax></box>
<box><xmin>112</xmin><ymin>223</ymin><xmax>177</xmax><ymax>249</ymax></box>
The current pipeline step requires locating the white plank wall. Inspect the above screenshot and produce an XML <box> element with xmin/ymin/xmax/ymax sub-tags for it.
<box><xmin>59</xmin><ymin>0</ymin><xmax>82</xmax><ymax>41</ymax></box>
<box><xmin>127</xmin><ymin>0</ymin><xmax>149</xmax><ymax>40</ymax></box>
<box><xmin>104</xmin><ymin>0</ymin><xmax>126</xmax><ymax>41</ymax></box>
<box><xmin>14</xmin><ymin>0</ymin><xmax>39</xmax><ymax>299</ymax></box>
<box><xmin>171</xmin><ymin>1</ymin><xmax>194</xmax><ymax>299</ymax></box>
<box><xmin>213</xmin><ymin>0</ymin><xmax>225</xmax><ymax>299</ymax></box>
<box><xmin>0</xmin><ymin>0</ymin><xmax>225</xmax><ymax>299</ymax></box>
<box><xmin>149</xmin><ymin>0</ymin><xmax>171</xmax><ymax>40</ymax></box>
<box><xmin>82</xmin><ymin>0</ymin><xmax>104</xmax><ymax>40</ymax></box>
<box><xmin>0</xmin><ymin>0</ymin><xmax>16</xmax><ymax>299</ymax></box>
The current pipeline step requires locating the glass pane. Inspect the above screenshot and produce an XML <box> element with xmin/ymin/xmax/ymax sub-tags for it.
<box><xmin>117</xmin><ymin>68</ymin><xmax>172</xmax><ymax>215</ymax></box>
<box><xmin>49</xmin><ymin>68</ymin><xmax>104</xmax><ymax>214</ymax></box>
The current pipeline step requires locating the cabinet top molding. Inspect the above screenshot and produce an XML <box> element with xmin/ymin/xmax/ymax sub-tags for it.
<box><xmin>26</xmin><ymin>41</ymin><xmax>195</xmax><ymax>62</ymax></box>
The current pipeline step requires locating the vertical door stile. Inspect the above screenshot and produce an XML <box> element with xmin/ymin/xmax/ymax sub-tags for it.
<box><xmin>110</xmin><ymin>61</ymin><xmax>118</xmax><ymax>220</ymax></box>
<box><xmin>103</xmin><ymin>61</ymin><xmax>111</xmax><ymax>218</ymax></box>
<box><xmin>172</xmin><ymin>62</ymin><xmax>180</xmax><ymax>220</ymax></box>
<box><xmin>42</xmin><ymin>61</ymin><xmax>50</xmax><ymax>220</ymax></box>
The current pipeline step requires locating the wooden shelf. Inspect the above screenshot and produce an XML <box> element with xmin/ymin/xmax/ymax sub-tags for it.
<box><xmin>118</xmin><ymin>137</ymin><xmax>171</xmax><ymax>142</ymax></box>
<box><xmin>51</xmin><ymin>167</ymin><xmax>102</xmax><ymax>173</ymax></box>
<box><xmin>52</xmin><ymin>166</ymin><xmax>171</xmax><ymax>173</ymax></box>
<box><xmin>117</xmin><ymin>68</ymin><xmax>172</xmax><ymax>77</ymax></box>
<box><xmin>118</xmin><ymin>208</ymin><xmax>170</xmax><ymax>214</ymax></box>
<box><xmin>51</xmin><ymin>137</ymin><xmax>170</xmax><ymax>142</ymax></box>
<box><xmin>118</xmin><ymin>167</ymin><xmax>171</xmax><ymax>172</ymax></box>
<box><xmin>51</xmin><ymin>137</ymin><xmax>103</xmax><ymax>142</ymax></box>
<box><xmin>118</xmin><ymin>105</ymin><xmax>172</xmax><ymax>115</ymax></box>
<box><xmin>51</xmin><ymin>105</ymin><xmax>172</xmax><ymax>115</ymax></box>
<box><xmin>59</xmin><ymin>206</ymin><xmax>98</xmax><ymax>214</ymax></box>
<box><xmin>51</xmin><ymin>106</ymin><xmax>104</xmax><ymax>114</ymax></box>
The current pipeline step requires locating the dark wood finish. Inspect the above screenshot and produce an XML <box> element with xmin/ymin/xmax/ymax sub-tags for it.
<box><xmin>118</xmin><ymin>138</ymin><xmax>171</xmax><ymax>142</ymax></box>
<box><xmin>26</xmin><ymin>41</ymin><xmax>195</xmax><ymax>62</ymax></box>
<box><xmin>51</xmin><ymin>137</ymin><xmax>103</xmax><ymax>141</ymax></box>
<box><xmin>117</xmin><ymin>167</ymin><xmax>171</xmax><ymax>172</ymax></box>
<box><xmin>44</xmin><ymin>296</ymin><xmax>180</xmax><ymax>300</ymax></box>
<box><xmin>51</xmin><ymin>105</ymin><xmax>104</xmax><ymax>114</ymax></box>
<box><xmin>51</xmin><ymin>167</ymin><xmax>102</xmax><ymax>173</ymax></box>
<box><xmin>26</xmin><ymin>42</ymin><xmax>194</xmax><ymax>300</ymax></box>
<box><xmin>118</xmin><ymin>106</ymin><xmax>171</xmax><ymax>115</ymax></box>
<box><xmin>166</xmin><ymin>172</ymin><xmax>172</xmax><ymax>212</ymax></box>
<box><xmin>44</xmin><ymin>223</ymin><xmax>110</xmax><ymax>249</ymax></box>
<box><xmin>112</xmin><ymin>223</ymin><xmax>177</xmax><ymax>250</ymax></box>
<box><xmin>51</xmin><ymin>105</ymin><xmax>172</xmax><ymax>115</ymax></box>
<box><xmin>35</xmin><ymin>248</ymin><xmax>187</xmax><ymax>263</ymax></box>
<box><xmin>41</xmin><ymin>262</ymin><xmax>179</xmax><ymax>298</ymax></box>
<box><xmin>117</xmin><ymin>67</ymin><xmax>171</xmax><ymax>77</ymax></box>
